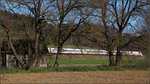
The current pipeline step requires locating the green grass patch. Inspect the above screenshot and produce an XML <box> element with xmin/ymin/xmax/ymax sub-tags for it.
<box><xmin>47</xmin><ymin>60</ymin><xmax>109</xmax><ymax>65</ymax></box>
<box><xmin>121</xmin><ymin>59</ymin><xmax>149</xmax><ymax>64</ymax></box>
<box><xmin>2</xmin><ymin>59</ymin><xmax>149</xmax><ymax>74</ymax></box>
<box><xmin>2</xmin><ymin>65</ymin><xmax>149</xmax><ymax>74</ymax></box>
<box><xmin>60</xmin><ymin>60</ymin><xmax>109</xmax><ymax>64</ymax></box>
<box><xmin>47</xmin><ymin>59</ymin><xmax>148</xmax><ymax>65</ymax></box>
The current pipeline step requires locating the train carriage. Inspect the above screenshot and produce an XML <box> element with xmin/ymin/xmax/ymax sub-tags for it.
<box><xmin>48</xmin><ymin>48</ymin><xmax>143</xmax><ymax>56</ymax></box>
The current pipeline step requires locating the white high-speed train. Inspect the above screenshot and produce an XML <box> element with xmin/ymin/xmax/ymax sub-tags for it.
<box><xmin>48</xmin><ymin>48</ymin><xmax>143</xmax><ymax>56</ymax></box>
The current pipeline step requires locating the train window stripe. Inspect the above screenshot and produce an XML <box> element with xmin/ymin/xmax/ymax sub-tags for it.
<box><xmin>48</xmin><ymin>48</ymin><xmax>143</xmax><ymax>56</ymax></box>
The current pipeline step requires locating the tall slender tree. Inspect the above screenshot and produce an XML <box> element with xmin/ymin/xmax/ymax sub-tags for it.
<box><xmin>52</xmin><ymin>0</ymin><xmax>93</xmax><ymax>69</ymax></box>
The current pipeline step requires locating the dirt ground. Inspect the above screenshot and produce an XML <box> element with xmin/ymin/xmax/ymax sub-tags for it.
<box><xmin>1</xmin><ymin>71</ymin><xmax>149</xmax><ymax>84</ymax></box>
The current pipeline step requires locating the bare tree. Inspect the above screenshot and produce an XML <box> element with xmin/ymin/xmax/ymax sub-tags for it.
<box><xmin>87</xmin><ymin>0</ymin><xmax>117</xmax><ymax>66</ymax></box>
<box><xmin>87</xmin><ymin>0</ymin><xmax>148</xmax><ymax>66</ymax></box>
<box><xmin>52</xmin><ymin>0</ymin><xmax>93</xmax><ymax>69</ymax></box>
<box><xmin>1</xmin><ymin>0</ymin><xmax>53</xmax><ymax>70</ymax></box>
<box><xmin>109</xmin><ymin>0</ymin><xmax>148</xmax><ymax>65</ymax></box>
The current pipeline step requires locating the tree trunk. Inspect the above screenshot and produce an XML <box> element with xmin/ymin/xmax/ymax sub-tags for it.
<box><xmin>29</xmin><ymin>58</ymin><xmax>38</xmax><ymax>69</ymax></box>
<box><xmin>115</xmin><ymin>30</ymin><xmax>123</xmax><ymax>66</ymax></box>
<box><xmin>35</xmin><ymin>56</ymin><xmax>42</xmax><ymax>68</ymax></box>
<box><xmin>8</xmin><ymin>36</ymin><xmax>26</xmax><ymax>68</ymax></box>
<box><xmin>53</xmin><ymin>45</ymin><xmax>62</xmax><ymax>69</ymax></box>
<box><xmin>108</xmin><ymin>51</ymin><xmax>114</xmax><ymax>66</ymax></box>
<box><xmin>27</xmin><ymin>33</ymin><xmax>40</xmax><ymax>70</ymax></box>
<box><xmin>35</xmin><ymin>33</ymin><xmax>39</xmax><ymax>61</ymax></box>
<box><xmin>115</xmin><ymin>47</ymin><xmax>122</xmax><ymax>66</ymax></box>
<box><xmin>53</xmin><ymin>21</ymin><xmax>62</xmax><ymax>69</ymax></box>
<box><xmin>53</xmin><ymin>54</ymin><xmax>60</xmax><ymax>69</ymax></box>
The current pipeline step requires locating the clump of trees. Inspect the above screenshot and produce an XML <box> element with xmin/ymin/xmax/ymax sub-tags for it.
<box><xmin>0</xmin><ymin>0</ymin><xmax>149</xmax><ymax>70</ymax></box>
<box><xmin>85</xmin><ymin>0</ymin><xmax>149</xmax><ymax>66</ymax></box>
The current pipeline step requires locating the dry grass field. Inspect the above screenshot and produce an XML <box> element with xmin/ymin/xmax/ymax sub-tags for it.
<box><xmin>1</xmin><ymin>71</ymin><xmax>149</xmax><ymax>84</ymax></box>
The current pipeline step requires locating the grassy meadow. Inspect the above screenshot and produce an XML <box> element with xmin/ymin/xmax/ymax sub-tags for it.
<box><xmin>1</xmin><ymin>59</ymin><xmax>149</xmax><ymax>74</ymax></box>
